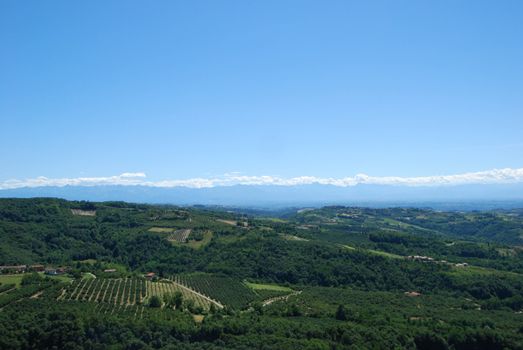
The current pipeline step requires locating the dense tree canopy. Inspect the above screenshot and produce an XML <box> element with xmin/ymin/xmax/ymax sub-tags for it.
<box><xmin>0</xmin><ymin>199</ymin><xmax>522</xmax><ymax>349</ymax></box>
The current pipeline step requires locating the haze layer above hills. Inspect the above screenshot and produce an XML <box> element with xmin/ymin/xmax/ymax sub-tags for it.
<box><xmin>2</xmin><ymin>183</ymin><xmax>523</xmax><ymax>210</ymax></box>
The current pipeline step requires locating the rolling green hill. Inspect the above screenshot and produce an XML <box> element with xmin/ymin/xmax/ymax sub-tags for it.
<box><xmin>0</xmin><ymin>198</ymin><xmax>523</xmax><ymax>349</ymax></box>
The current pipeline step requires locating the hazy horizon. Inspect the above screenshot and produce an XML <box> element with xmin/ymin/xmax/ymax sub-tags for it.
<box><xmin>2</xmin><ymin>1</ymin><xmax>523</xmax><ymax>191</ymax></box>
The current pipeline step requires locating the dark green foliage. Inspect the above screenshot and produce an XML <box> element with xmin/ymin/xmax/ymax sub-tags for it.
<box><xmin>0</xmin><ymin>284</ymin><xmax>15</xmax><ymax>293</ymax></box>
<box><xmin>148</xmin><ymin>295</ymin><xmax>162</xmax><ymax>308</ymax></box>
<box><xmin>21</xmin><ymin>272</ymin><xmax>44</xmax><ymax>285</ymax></box>
<box><xmin>254</xmin><ymin>289</ymin><xmax>290</xmax><ymax>300</ymax></box>
<box><xmin>335</xmin><ymin>304</ymin><xmax>348</xmax><ymax>320</ymax></box>
<box><xmin>176</xmin><ymin>274</ymin><xmax>256</xmax><ymax>309</ymax></box>
<box><xmin>414</xmin><ymin>333</ymin><xmax>449</xmax><ymax>350</ymax></box>
<box><xmin>1</xmin><ymin>199</ymin><xmax>523</xmax><ymax>349</ymax></box>
<box><xmin>174</xmin><ymin>291</ymin><xmax>183</xmax><ymax>309</ymax></box>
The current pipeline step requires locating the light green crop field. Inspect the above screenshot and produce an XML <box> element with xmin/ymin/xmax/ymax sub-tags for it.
<box><xmin>367</xmin><ymin>249</ymin><xmax>404</xmax><ymax>259</ymax></box>
<box><xmin>185</xmin><ymin>231</ymin><xmax>213</xmax><ymax>249</ymax></box>
<box><xmin>244</xmin><ymin>282</ymin><xmax>292</xmax><ymax>292</ymax></box>
<box><xmin>44</xmin><ymin>274</ymin><xmax>73</xmax><ymax>283</ymax></box>
<box><xmin>341</xmin><ymin>245</ymin><xmax>403</xmax><ymax>259</ymax></box>
<box><xmin>265</xmin><ymin>218</ymin><xmax>288</xmax><ymax>223</ymax></box>
<box><xmin>148</xmin><ymin>227</ymin><xmax>175</xmax><ymax>233</ymax></box>
<box><xmin>0</xmin><ymin>273</ymin><xmax>73</xmax><ymax>287</ymax></box>
<box><xmin>448</xmin><ymin>265</ymin><xmax>522</xmax><ymax>277</ymax></box>
<box><xmin>0</xmin><ymin>274</ymin><xmax>24</xmax><ymax>287</ymax></box>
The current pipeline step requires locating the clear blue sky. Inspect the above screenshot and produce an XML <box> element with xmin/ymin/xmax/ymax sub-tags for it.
<box><xmin>1</xmin><ymin>0</ymin><xmax>522</xmax><ymax>182</ymax></box>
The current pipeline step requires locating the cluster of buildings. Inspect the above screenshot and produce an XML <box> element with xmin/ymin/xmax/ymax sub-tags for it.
<box><xmin>406</xmin><ymin>255</ymin><xmax>470</xmax><ymax>268</ymax></box>
<box><xmin>0</xmin><ymin>264</ymin><xmax>68</xmax><ymax>275</ymax></box>
<box><xmin>455</xmin><ymin>262</ymin><xmax>469</xmax><ymax>267</ymax></box>
<box><xmin>44</xmin><ymin>267</ymin><xmax>68</xmax><ymax>275</ymax></box>
<box><xmin>407</xmin><ymin>255</ymin><xmax>435</xmax><ymax>262</ymax></box>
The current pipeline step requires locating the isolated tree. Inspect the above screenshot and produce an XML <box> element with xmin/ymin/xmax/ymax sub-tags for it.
<box><xmin>149</xmin><ymin>295</ymin><xmax>162</xmax><ymax>308</ymax></box>
<box><xmin>184</xmin><ymin>299</ymin><xmax>195</xmax><ymax>313</ymax></box>
<box><xmin>335</xmin><ymin>304</ymin><xmax>348</xmax><ymax>321</ymax></box>
<box><xmin>21</xmin><ymin>272</ymin><xmax>43</xmax><ymax>285</ymax></box>
<box><xmin>252</xmin><ymin>302</ymin><xmax>263</xmax><ymax>315</ymax></box>
<box><xmin>174</xmin><ymin>291</ymin><xmax>183</xmax><ymax>310</ymax></box>
<box><xmin>163</xmin><ymin>293</ymin><xmax>174</xmax><ymax>308</ymax></box>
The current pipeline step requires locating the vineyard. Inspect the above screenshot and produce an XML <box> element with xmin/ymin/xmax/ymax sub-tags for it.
<box><xmin>146</xmin><ymin>279</ymin><xmax>220</xmax><ymax>310</ymax></box>
<box><xmin>168</xmin><ymin>229</ymin><xmax>192</xmax><ymax>243</ymax></box>
<box><xmin>57</xmin><ymin>278</ymin><xmax>220</xmax><ymax>313</ymax></box>
<box><xmin>57</xmin><ymin>276</ymin><xmax>290</xmax><ymax>312</ymax></box>
<box><xmin>174</xmin><ymin>274</ymin><xmax>257</xmax><ymax>309</ymax></box>
<box><xmin>58</xmin><ymin>278</ymin><xmax>146</xmax><ymax>305</ymax></box>
<box><xmin>148</xmin><ymin>227</ymin><xmax>193</xmax><ymax>244</ymax></box>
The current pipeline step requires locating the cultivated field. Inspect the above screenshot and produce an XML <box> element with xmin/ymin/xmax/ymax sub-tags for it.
<box><xmin>147</xmin><ymin>279</ymin><xmax>221</xmax><ymax>310</ymax></box>
<box><xmin>148</xmin><ymin>227</ymin><xmax>191</xmax><ymax>241</ymax></box>
<box><xmin>148</xmin><ymin>227</ymin><xmax>174</xmax><ymax>233</ymax></box>
<box><xmin>0</xmin><ymin>274</ymin><xmax>24</xmax><ymax>287</ymax></box>
<box><xmin>175</xmin><ymin>274</ymin><xmax>256</xmax><ymax>309</ymax></box>
<box><xmin>244</xmin><ymin>282</ymin><xmax>292</xmax><ymax>292</ymax></box>
<box><xmin>216</xmin><ymin>219</ymin><xmax>237</xmax><ymax>226</ymax></box>
<box><xmin>71</xmin><ymin>209</ymin><xmax>96</xmax><ymax>216</ymax></box>
<box><xmin>57</xmin><ymin>278</ymin><xmax>220</xmax><ymax>312</ymax></box>
<box><xmin>168</xmin><ymin>229</ymin><xmax>192</xmax><ymax>243</ymax></box>
<box><xmin>244</xmin><ymin>282</ymin><xmax>295</xmax><ymax>301</ymax></box>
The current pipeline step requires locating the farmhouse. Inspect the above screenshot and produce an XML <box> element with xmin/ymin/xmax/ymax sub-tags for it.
<box><xmin>145</xmin><ymin>272</ymin><xmax>156</xmax><ymax>280</ymax></box>
<box><xmin>104</xmin><ymin>269</ymin><xmax>117</xmax><ymax>273</ymax></box>
<box><xmin>30</xmin><ymin>264</ymin><xmax>45</xmax><ymax>272</ymax></box>
<box><xmin>0</xmin><ymin>265</ymin><xmax>27</xmax><ymax>273</ymax></box>
<box><xmin>407</xmin><ymin>255</ymin><xmax>435</xmax><ymax>262</ymax></box>
<box><xmin>45</xmin><ymin>267</ymin><xmax>67</xmax><ymax>275</ymax></box>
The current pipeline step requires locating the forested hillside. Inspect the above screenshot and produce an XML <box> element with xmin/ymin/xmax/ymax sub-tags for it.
<box><xmin>0</xmin><ymin>198</ymin><xmax>522</xmax><ymax>349</ymax></box>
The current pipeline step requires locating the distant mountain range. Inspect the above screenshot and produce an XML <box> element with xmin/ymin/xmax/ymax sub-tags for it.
<box><xmin>2</xmin><ymin>183</ymin><xmax>523</xmax><ymax>210</ymax></box>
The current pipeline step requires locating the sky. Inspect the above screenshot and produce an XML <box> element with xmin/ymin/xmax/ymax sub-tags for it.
<box><xmin>1</xmin><ymin>1</ymin><xmax>522</xmax><ymax>187</ymax></box>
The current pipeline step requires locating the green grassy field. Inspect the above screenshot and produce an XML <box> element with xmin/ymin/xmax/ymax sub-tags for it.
<box><xmin>0</xmin><ymin>274</ymin><xmax>24</xmax><ymax>287</ymax></box>
<box><xmin>244</xmin><ymin>282</ymin><xmax>292</xmax><ymax>292</ymax></box>
<box><xmin>44</xmin><ymin>274</ymin><xmax>73</xmax><ymax>283</ymax></box>
<box><xmin>367</xmin><ymin>249</ymin><xmax>404</xmax><ymax>259</ymax></box>
<box><xmin>341</xmin><ymin>244</ymin><xmax>403</xmax><ymax>259</ymax></box>
<box><xmin>447</xmin><ymin>265</ymin><xmax>522</xmax><ymax>277</ymax></box>
<box><xmin>148</xmin><ymin>227</ymin><xmax>174</xmax><ymax>233</ymax></box>
<box><xmin>185</xmin><ymin>230</ymin><xmax>213</xmax><ymax>249</ymax></box>
<box><xmin>0</xmin><ymin>273</ymin><xmax>73</xmax><ymax>287</ymax></box>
